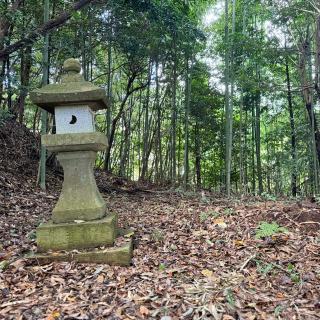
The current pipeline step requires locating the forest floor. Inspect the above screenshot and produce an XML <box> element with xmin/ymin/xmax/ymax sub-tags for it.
<box><xmin>1</xmin><ymin>120</ymin><xmax>320</xmax><ymax>320</ymax></box>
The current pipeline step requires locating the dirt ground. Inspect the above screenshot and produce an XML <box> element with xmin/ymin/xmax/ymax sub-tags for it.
<box><xmin>1</xmin><ymin>178</ymin><xmax>320</xmax><ymax>319</ymax></box>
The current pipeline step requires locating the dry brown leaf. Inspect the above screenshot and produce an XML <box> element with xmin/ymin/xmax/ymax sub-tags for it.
<box><xmin>97</xmin><ymin>274</ymin><xmax>105</xmax><ymax>283</ymax></box>
<box><xmin>201</xmin><ymin>269</ymin><xmax>213</xmax><ymax>277</ymax></box>
<box><xmin>139</xmin><ymin>305</ymin><xmax>150</xmax><ymax>316</ymax></box>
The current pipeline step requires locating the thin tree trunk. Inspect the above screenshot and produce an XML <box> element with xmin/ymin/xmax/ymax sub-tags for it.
<box><xmin>140</xmin><ymin>61</ymin><xmax>152</xmax><ymax>180</ymax></box>
<box><xmin>15</xmin><ymin>45</ymin><xmax>32</xmax><ymax>123</ymax></box>
<box><xmin>38</xmin><ymin>0</ymin><xmax>50</xmax><ymax>190</ymax></box>
<box><xmin>298</xmin><ymin>32</ymin><xmax>320</xmax><ymax>192</ymax></box>
<box><xmin>224</xmin><ymin>0</ymin><xmax>232</xmax><ymax>196</ymax></box>
<box><xmin>251</xmin><ymin>102</ymin><xmax>256</xmax><ymax>194</ymax></box>
<box><xmin>239</xmin><ymin>0</ymin><xmax>246</xmax><ymax>194</ymax></box>
<box><xmin>183</xmin><ymin>57</ymin><xmax>191</xmax><ymax>190</ymax></box>
<box><xmin>137</xmin><ymin>90</ymin><xmax>142</xmax><ymax>179</ymax></box>
<box><xmin>315</xmin><ymin>15</ymin><xmax>320</xmax><ymax>100</ymax></box>
<box><xmin>244</xmin><ymin>108</ymin><xmax>248</xmax><ymax>193</ymax></box>
<box><xmin>285</xmin><ymin>55</ymin><xmax>297</xmax><ymax>196</ymax></box>
<box><xmin>6</xmin><ymin>58</ymin><xmax>12</xmax><ymax>111</ymax></box>
<box><xmin>119</xmin><ymin>104</ymin><xmax>133</xmax><ymax>177</ymax></box>
<box><xmin>104</xmin><ymin>30</ymin><xmax>113</xmax><ymax>171</ymax></box>
<box><xmin>177</xmin><ymin>111</ymin><xmax>182</xmax><ymax>182</ymax></box>
<box><xmin>195</xmin><ymin>122</ymin><xmax>201</xmax><ymax>189</ymax></box>
<box><xmin>239</xmin><ymin>90</ymin><xmax>244</xmax><ymax>193</ymax></box>
<box><xmin>171</xmin><ymin>43</ymin><xmax>177</xmax><ymax>185</ymax></box>
<box><xmin>155</xmin><ymin>58</ymin><xmax>162</xmax><ymax>182</ymax></box>
<box><xmin>255</xmin><ymin>92</ymin><xmax>263</xmax><ymax>195</ymax></box>
<box><xmin>0</xmin><ymin>60</ymin><xmax>5</xmax><ymax>108</ymax></box>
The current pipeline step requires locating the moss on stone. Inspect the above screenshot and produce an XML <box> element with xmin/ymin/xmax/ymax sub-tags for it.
<box><xmin>37</xmin><ymin>214</ymin><xmax>117</xmax><ymax>251</ymax></box>
<box><xmin>42</xmin><ymin>132</ymin><xmax>108</xmax><ymax>152</ymax></box>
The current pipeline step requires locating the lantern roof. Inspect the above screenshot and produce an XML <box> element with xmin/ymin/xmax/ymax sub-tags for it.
<box><xmin>30</xmin><ymin>58</ymin><xmax>108</xmax><ymax>114</ymax></box>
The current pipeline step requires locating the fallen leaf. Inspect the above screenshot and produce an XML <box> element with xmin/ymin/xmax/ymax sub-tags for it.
<box><xmin>234</xmin><ymin>240</ymin><xmax>245</xmax><ymax>246</ymax></box>
<box><xmin>97</xmin><ymin>274</ymin><xmax>105</xmax><ymax>283</ymax></box>
<box><xmin>201</xmin><ymin>269</ymin><xmax>213</xmax><ymax>278</ymax></box>
<box><xmin>213</xmin><ymin>218</ymin><xmax>227</xmax><ymax>228</ymax></box>
<box><xmin>139</xmin><ymin>305</ymin><xmax>150</xmax><ymax>316</ymax></box>
<box><xmin>47</xmin><ymin>310</ymin><xmax>60</xmax><ymax>320</ymax></box>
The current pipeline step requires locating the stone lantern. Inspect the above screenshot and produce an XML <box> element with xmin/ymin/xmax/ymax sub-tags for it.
<box><xmin>29</xmin><ymin>58</ymin><xmax>132</xmax><ymax>265</ymax></box>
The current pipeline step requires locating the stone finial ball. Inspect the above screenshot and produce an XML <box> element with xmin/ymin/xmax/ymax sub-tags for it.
<box><xmin>63</xmin><ymin>58</ymin><xmax>81</xmax><ymax>73</ymax></box>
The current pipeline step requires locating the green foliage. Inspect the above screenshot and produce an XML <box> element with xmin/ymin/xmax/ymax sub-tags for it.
<box><xmin>0</xmin><ymin>260</ymin><xmax>10</xmax><ymax>272</ymax></box>
<box><xmin>0</xmin><ymin>109</ymin><xmax>14</xmax><ymax>126</ymax></box>
<box><xmin>287</xmin><ymin>263</ymin><xmax>301</xmax><ymax>284</ymax></box>
<box><xmin>27</xmin><ymin>230</ymin><xmax>37</xmax><ymax>240</ymax></box>
<box><xmin>158</xmin><ymin>263</ymin><xmax>166</xmax><ymax>271</ymax></box>
<box><xmin>199</xmin><ymin>210</ymin><xmax>219</xmax><ymax>222</ymax></box>
<box><xmin>274</xmin><ymin>305</ymin><xmax>284</xmax><ymax>317</ymax></box>
<box><xmin>255</xmin><ymin>221</ymin><xmax>288</xmax><ymax>239</ymax></box>
<box><xmin>151</xmin><ymin>229</ymin><xmax>165</xmax><ymax>242</ymax></box>
<box><xmin>256</xmin><ymin>260</ymin><xmax>274</xmax><ymax>276</ymax></box>
<box><xmin>222</xmin><ymin>208</ymin><xmax>236</xmax><ymax>216</ymax></box>
<box><xmin>199</xmin><ymin>212</ymin><xmax>209</xmax><ymax>222</ymax></box>
<box><xmin>2</xmin><ymin>0</ymin><xmax>320</xmax><ymax>196</ymax></box>
<box><xmin>224</xmin><ymin>288</ymin><xmax>235</xmax><ymax>308</ymax></box>
<box><xmin>261</xmin><ymin>192</ymin><xmax>277</xmax><ymax>201</ymax></box>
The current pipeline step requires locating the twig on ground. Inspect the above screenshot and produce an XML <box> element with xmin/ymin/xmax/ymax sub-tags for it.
<box><xmin>240</xmin><ymin>254</ymin><xmax>256</xmax><ymax>271</ymax></box>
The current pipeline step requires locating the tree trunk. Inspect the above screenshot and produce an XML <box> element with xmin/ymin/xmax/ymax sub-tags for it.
<box><xmin>239</xmin><ymin>90</ymin><xmax>244</xmax><ymax>193</ymax></box>
<box><xmin>255</xmin><ymin>92</ymin><xmax>263</xmax><ymax>195</ymax></box>
<box><xmin>224</xmin><ymin>0</ymin><xmax>232</xmax><ymax>196</ymax></box>
<box><xmin>315</xmin><ymin>15</ymin><xmax>320</xmax><ymax>100</ymax></box>
<box><xmin>119</xmin><ymin>104</ymin><xmax>133</xmax><ymax>177</ymax></box>
<box><xmin>298</xmin><ymin>33</ymin><xmax>320</xmax><ymax>192</ymax></box>
<box><xmin>154</xmin><ymin>58</ymin><xmax>162</xmax><ymax>183</ymax></box>
<box><xmin>171</xmin><ymin>43</ymin><xmax>177</xmax><ymax>185</ymax></box>
<box><xmin>38</xmin><ymin>0</ymin><xmax>50</xmax><ymax>190</ymax></box>
<box><xmin>183</xmin><ymin>57</ymin><xmax>191</xmax><ymax>190</ymax></box>
<box><xmin>104</xmin><ymin>32</ymin><xmax>113</xmax><ymax>171</ymax></box>
<box><xmin>140</xmin><ymin>61</ymin><xmax>152</xmax><ymax>180</ymax></box>
<box><xmin>14</xmin><ymin>45</ymin><xmax>32</xmax><ymax>123</ymax></box>
<box><xmin>195</xmin><ymin>122</ymin><xmax>201</xmax><ymax>189</ymax></box>
<box><xmin>251</xmin><ymin>102</ymin><xmax>256</xmax><ymax>194</ymax></box>
<box><xmin>285</xmin><ymin>56</ymin><xmax>297</xmax><ymax>196</ymax></box>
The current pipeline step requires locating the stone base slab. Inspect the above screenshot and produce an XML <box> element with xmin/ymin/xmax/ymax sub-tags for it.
<box><xmin>37</xmin><ymin>214</ymin><xmax>117</xmax><ymax>252</ymax></box>
<box><xmin>27</xmin><ymin>241</ymin><xmax>133</xmax><ymax>266</ymax></box>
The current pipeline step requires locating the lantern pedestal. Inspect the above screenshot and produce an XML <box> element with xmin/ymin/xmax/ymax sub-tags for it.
<box><xmin>42</xmin><ymin>132</ymin><xmax>107</xmax><ymax>223</ymax></box>
<box><xmin>53</xmin><ymin>151</ymin><xmax>106</xmax><ymax>223</ymax></box>
<box><xmin>32</xmin><ymin>131</ymin><xmax>133</xmax><ymax>265</ymax></box>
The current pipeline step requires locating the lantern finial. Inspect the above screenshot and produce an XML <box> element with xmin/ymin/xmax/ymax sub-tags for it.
<box><xmin>63</xmin><ymin>58</ymin><xmax>81</xmax><ymax>74</ymax></box>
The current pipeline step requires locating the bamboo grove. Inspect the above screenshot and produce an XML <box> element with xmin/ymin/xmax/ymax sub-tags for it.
<box><xmin>0</xmin><ymin>0</ymin><xmax>320</xmax><ymax>197</ymax></box>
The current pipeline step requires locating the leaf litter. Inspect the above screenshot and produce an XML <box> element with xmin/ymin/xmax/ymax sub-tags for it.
<box><xmin>1</xmin><ymin>120</ymin><xmax>320</xmax><ymax>319</ymax></box>
<box><xmin>1</xmin><ymin>185</ymin><xmax>320</xmax><ymax>319</ymax></box>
